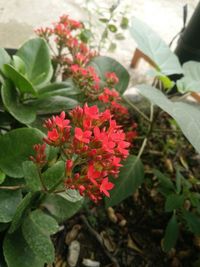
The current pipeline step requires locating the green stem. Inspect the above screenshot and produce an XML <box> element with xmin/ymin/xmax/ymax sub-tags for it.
<box><xmin>0</xmin><ymin>185</ymin><xmax>25</xmax><ymax>190</ymax></box>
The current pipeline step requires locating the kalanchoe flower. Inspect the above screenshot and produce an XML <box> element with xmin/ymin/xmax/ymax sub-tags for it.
<box><xmin>105</xmin><ymin>72</ymin><xmax>119</xmax><ymax>86</ymax></box>
<box><xmin>35</xmin><ymin>104</ymin><xmax>130</xmax><ymax>203</ymax></box>
<box><xmin>30</xmin><ymin>144</ymin><xmax>47</xmax><ymax>167</ymax></box>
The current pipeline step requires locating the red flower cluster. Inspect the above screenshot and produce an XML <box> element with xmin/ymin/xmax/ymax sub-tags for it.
<box><xmin>32</xmin><ymin>104</ymin><xmax>130</xmax><ymax>202</ymax></box>
<box><xmin>30</xmin><ymin>144</ymin><xmax>47</xmax><ymax>167</ymax></box>
<box><xmin>35</xmin><ymin>15</ymin><xmax>97</xmax><ymax>77</ymax></box>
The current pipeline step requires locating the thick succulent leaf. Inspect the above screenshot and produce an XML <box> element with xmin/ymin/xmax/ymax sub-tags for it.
<box><xmin>130</xmin><ymin>17</ymin><xmax>183</xmax><ymax>75</ymax></box>
<box><xmin>137</xmin><ymin>84</ymin><xmax>200</xmax><ymax>154</ymax></box>
<box><xmin>22</xmin><ymin>161</ymin><xmax>42</xmax><ymax>191</ymax></box>
<box><xmin>16</xmin><ymin>38</ymin><xmax>53</xmax><ymax>87</ymax></box>
<box><xmin>3</xmin><ymin>64</ymin><xmax>36</xmax><ymax>95</ymax></box>
<box><xmin>41</xmin><ymin>194</ymin><xmax>83</xmax><ymax>223</ymax></box>
<box><xmin>0</xmin><ymin>48</ymin><xmax>11</xmax><ymax>71</ymax></box>
<box><xmin>0</xmin><ymin>189</ymin><xmax>22</xmax><ymax>223</ymax></box>
<box><xmin>105</xmin><ymin>155</ymin><xmax>144</xmax><ymax>207</ymax></box>
<box><xmin>4</xmin><ymin>228</ymin><xmax>44</xmax><ymax>267</ymax></box>
<box><xmin>1</xmin><ymin>80</ymin><xmax>36</xmax><ymax>124</ymax></box>
<box><xmin>0</xmin><ymin>128</ymin><xmax>46</xmax><ymax>178</ymax></box>
<box><xmin>88</xmin><ymin>56</ymin><xmax>130</xmax><ymax>93</ymax></box>
<box><xmin>22</xmin><ymin>210</ymin><xmax>58</xmax><ymax>264</ymax></box>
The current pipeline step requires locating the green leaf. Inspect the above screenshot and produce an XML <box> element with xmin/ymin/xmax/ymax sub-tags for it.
<box><xmin>115</xmin><ymin>33</ymin><xmax>125</xmax><ymax>40</ymax></box>
<box><xmin>105</xmin><ymin>155</ymin><xmax>144</xmax><ymax>207</ymax></box>
<box><xmin>22</xmin><ymin>210</ymin><xmax>58</xmax><ymax>263</ymax></box>
<box><xmin>12</xmin><ymin>55</ymin><xmax>26</xmax><ymax>75</ymax></box>
<box><xmin>99</xmin><ymin>18</ymin><xmax>109</xmax><ymax>23</ymax></box>
<box><xmin>108</xmin><ymin>24</ymin><xmax>117</xmax><ymax>33</ymax></box>
<box><xmin>79</xmin><ymin>29</ymin><xmax>93</xmax><ymax>43</ymax></box>
<box><xmin>3</xmin><ymin>64</ymin><xmax>36</xmax><ymax>95</ymax></box>
<box><xmin>1</xmin><ymin>80</ymin><xmax>36</xmax><ymax>124</ymax></box>
<box><xmin>16</xmin><ymin>38</ymin><xmax>53</xmax><ymax>87</ymax></box>
<box><xmin>0</xmin><ymin>169</ymin><xmax>6</xmax><ymax>184</ymax></box>
<box><xmin>163</xmin><ymin>214</ymin><xmax>179</xmax><ymax>252</ymax></box>
<box><xmin>177</xmin><ymin>61</ymin><xmax>200</xmax><ymax>93</ymax></box>
<box><xmin>108</xmin><ymin>42</ymin><xmax>117</xmax><ymax>52</ymax></box>
<box><xmin>22</xmin><ymin>161</ymin><xmax>42</xmax><ymax>191</ymax></box>
<box><xmin>0</xmin><ymin>48</ymin><xmax>11</xmax><ymax>71</ymax></box>
<box><xmin>165</xmin><ymin>194</ymin><xmax>184</xmax><ymax>212</ymax></box>
<box><xmin>0</xmin><ymin>189</ymin><xmax>22</xmax><ymax>223</ymax></box>
<box><xmin>154</xmin><ymin>169</ymin><xmax>174</xmax><ymax>191</ymax></box>
<box><xmin>120</xmin><ymin>17</ymin><xmax>129</xmax><ymax>29</ymax></box>
<box><xmin>38</xmin><ymin>80</ymin><xmax>81</xmax><ymax>98</ymax></box>
<box><xmin>41</xmin><ymin>194</ymin><xmax>83</xmax><ymax>223</ymax></box>
<box><xmin>0</xmin><ymin>127</ymin><xmax>46</xmax><ymax>178</ymax></box>
<box><xmin>183</xmin><ymin>211</ymin><xmax>200</xmax><ymax>235</ymax></box>
<box><xmin>130</xmin><ymin>17</ymin><xmax>183</xmax><ymax>75</ymax></box>
<box><xmin>28</xmin><ymin>95</ymin><xmax>79</xmax><ymax>115</ymax></box>
<box><xmin>9</xmin><ymin>192</ymin><xmax>40</xmax><ymax>233</ymax></box>
<box><xmin>42</xmin><ymin>161</ymin><xmax>65</xmax><ymax>190</ymax></box>
<box><xmin>89</xmin><ymin>56</ymin><xmax>130</xmax><ymax>93</ymax></box>
<box><xmin>4</xmin><ymin>228</ymin><xmax>44</xmax><ymax>267</ymax></box>
<box><xmin>137</xmin><ymin>84</ymin><xmax>200</xmax><ymax>154</ymax></box>
<box><xmin>58</xmin><ymin>189</ymin><xmax>83</xmax><ymax>203</ymax></box>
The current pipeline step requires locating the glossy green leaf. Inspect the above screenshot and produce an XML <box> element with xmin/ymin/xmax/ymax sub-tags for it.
<box><xmin>16</xmin><ymin>38</ymin><xmax>53</xmax><ymax>87</ymax></box>
<box><xmin>0</xmin><ymin>128</ymin><xmax>45</xmax><ymax>178</ymax></box>
<box><xmin>137</xmin><ymin>84</ymin><xmax>200</xmax><ymax>154</ymax></box>
<box><xmin>130</xmin><ymin>17</ymin><xmax>183</xmax><ymax>75</ymax></box>
<box><xmin>0</xmin><ymin>189</ymin><xmax>22</xmax><ymax>223</ymax></box>
<box><xmin>42</xmin><ymin>194</ymin><xmax>83</xmax><ymax>223</ymax></box>
<box><xmin>163</xmin><ymin>214</ymin><xmax>179</xmax><ymax>252</ymax></box>
<box><xmin>42</xmin><ymin>161</ymin><xmax>65</xmax><ymax>190</ymax></box>
<box><xmin>89</xmin><ymin>56</ymin><xmax>130</xmax><ymax>93</ymax></box>
<box><xmin>1</xmin><ymin>80</ymin><xmax>36</xmax><ymax>124</ymax></box>
<box><xmin>105</xmin><ymin>155</ymin><xmax>144</xmax><ymax>207</ymax></box>
<box><xmin>177</xmin><ymin>61</ymin><xmax>200</xmax><ymax>93</ymax></box>
<box><xmin>3</xmin><ymin>64</ymin><xmax>36</xmax><ymax>95</ymax></box>
<box><xmin>22</xmin><ymin>210</ymin><xmax>58</xmax><ymax>263</ymax></box>
<box><xmin>9</xmin><ymin>192</ymin><xmax>40</xmax><ymax>233</ymax></box>
<box><xmin>22</xmin><ymin>161</ymin><xmax>42</xmax><ymax>191</ymax></box>
<box><xmin>4</xmin><ymin>228</ymin><xmax>44</xmax><ymax>267</ymax></box>
<box><xmin>12</xmin><ymin>55</ymin><xmax>26</xmax><ymax>75</ymax></box>
<box><xmin>28</xmin><ymin>95</ymin><xmax>79</xmax><ymax>115</ymax></box>
<box><xmin>0</xmin><ymin>48</ymin><xmax>11</xmax><ymax>71</ymax></box>
<box><xmin>0</xmin><ymin>169</ymin><xmax>6</xmax><ymax>184</ymax></box>
<box><xmin>165</xmin><ymin>194</ymin><xmax>184</xmax><ymax>212</ymax></box>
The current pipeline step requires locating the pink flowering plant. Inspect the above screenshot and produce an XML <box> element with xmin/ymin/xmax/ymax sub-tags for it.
<box><xmin>0</xmin><ymin>14</ymin><xmax>141</xmax><ymax>267</ymax></box>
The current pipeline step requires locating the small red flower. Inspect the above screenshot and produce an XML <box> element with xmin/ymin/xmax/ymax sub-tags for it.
<box><xmin>75</xmin><ymin>127</ymin><xmax>92</xmax><ymax>143</ymax></box>
<box><xmin>100</xmin><ymin>177</ymin><xmax>114</xmax><ymax>197</ymax></box>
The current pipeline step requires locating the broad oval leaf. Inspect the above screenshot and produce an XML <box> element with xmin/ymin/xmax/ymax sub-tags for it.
<box><xmin>0</xmin><ymin>128</ymin><xmax>45</xmax><ymax>178</ymax></box>
<box><xmin>23</xmin><ymin>161</ymin><xmax>42</xmax><ymax>192</ymax></box>
<box><xmin>88</xmin><ymin>56</ymin><xmax>130</xmax><ymax>94</ymax></box>
<box><xmin>137</xmin><ymin>84</ymin><xmax>200</xmax><ymax>154</ymax></box>
<box><xmin>130</xmin><ymin>17</ymin><xmax>183</xmax><ymax>75</ymax></box>
<box><xmin>22</xmin><ymin>210</ymin><xmax>58</xmax><ymax>264</ymax></box>
<box><xmin>163</xmin><ymin>214</ymin><xmax>179</xmax><ymax>252</ymax></box>
<box><xmin>1</xmin><ymin>80</ymin><xmax>36</xmax><ymax>124</ymax></box>
<box><xmin>41</xmin><ymin>194</ymin><xmax>83</xmax><ymax>223</ymax></box>
<box><xmin>105</xmin><ymin>155</ymin><xmax>144</xmax><ymax>207</ymax></box>
<box><xmin>0</xmin><ymin>48</ymin><xmax>11</xmax><ymax>71</ymax></box>
<box><xmin>3</xmin><ymin>229</ymin><xmax>44</xmax><ymax>267</ymax></box>
<box><xmin>16</xmin><ymin>38</ymin><xmax>53</xmax><ymax>87</ymax></box>
<box><xmin>0</xmin><ymin>189</ymin><xmax>22</xmax><ymax>223</ymax></box>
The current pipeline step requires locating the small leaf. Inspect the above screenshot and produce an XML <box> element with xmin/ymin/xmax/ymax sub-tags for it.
<box><xmin>108</xmin><ymin>24</ymin><xmax>117</xmax><ymax>33</ymax></box>
<box><xmin>79</xmin><ymin>29</ymin><xmax>93</xmax><ymax>43</ymax></box>
<box><xmin>105</xmin><ymin>155</ymin><xmax>144</xmax><ymax>207</ymax></box>
<box><xmin>4</xmin><ymin>228</ymin><xmax>44</xmax><ymax>267</ymax></box>
<box><xmin>183</xmin><ymin>211</ymin><xmax>200</xmax><ymax>235</ymax></box>
<box><xmin>108</xmin><ymin>42</ymin><xmax>117</xmax><ymax>52</ymax></box>
<box><xmin>163</xmin><ymin>214</ymin><xmax>179</xmax><ymax>252</ymax></box>
<box><xmin>0</xmin><ymin>169</ymin><xmax>6</xmax><ymax>184</ymax></box>
<box><xmin>22</xmin><ymin>210</ymin><xmax>59</xmax><ymax>263</ymax></box>
<box><xmin>0</xmin><ymin>189</ymin><xmax>22</xmax><ymax>223</ymax></box>
<box><xmin>99</xmin><ymin>18</ymin><xmax>109</xmax><ymax>23</ymax></box>
<box><xmin>115</xmin><ymin>33</ymin><xmax>125</xmax><ymax>40</ymax></box>
<box><xmin>154</xmin><ymin>169</ymin><xmax>174</xmax><ymax>191</ymax></box>
<box><xmin>88</xmin><ymin>56</ymin><xmax>130</xmax><ymax>93</ymax></box>
<box><xmin>41</xmin><ymin>194</ymin><xmax>83</xmax><ymax>223</ymax></box>
<box><xmin>22</xmin><ymin>161</ymin><xmax>42</xmax><ymax>191</ymax></box>
<box><xmin>120</xmin><ymin>17</ymin><xmax>129</xmax><ymax>29</ymax></box>
<box><xmin>0</xmin><ymin>127</ymin><xmax>46</xmax><ymax>178</ymax></box>
<box><xmin>165</xmin><ymin>194</ymin><xmax>184</xmax><ymax>212</ymax></box>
